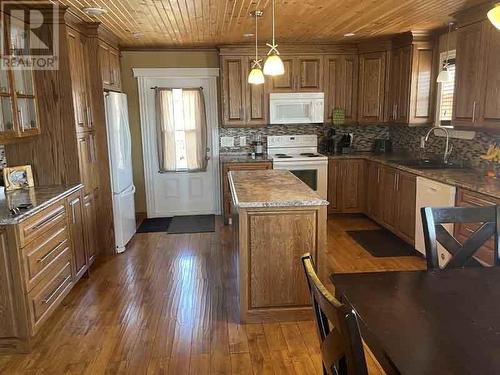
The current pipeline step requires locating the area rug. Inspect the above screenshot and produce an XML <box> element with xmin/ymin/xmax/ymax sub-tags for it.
<box><xmin>136</xmin><ymin>217</ymin><xmax>172</xmax><ymax>233</ymax></box>
<box><xmin>347</xmin><ymin>229</ymin><xmax>421</xmax><ymax>257</ymax></box>
<box><xmin>167</xmin><ymin>215</ymin><xmax>215</xmax><ymax>234</ymax></box>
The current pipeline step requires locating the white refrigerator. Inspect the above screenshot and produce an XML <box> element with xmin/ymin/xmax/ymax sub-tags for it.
<box><xmin>104</xmin><ymin>92</ymin><xmax>136</xmax><ymax>253</ymax></box>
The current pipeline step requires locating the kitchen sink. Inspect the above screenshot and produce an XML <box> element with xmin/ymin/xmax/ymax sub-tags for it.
<box><xmin>388</xmin><ymin>159</ymin><xmax>467</xmax><ymax>170</ymax></box>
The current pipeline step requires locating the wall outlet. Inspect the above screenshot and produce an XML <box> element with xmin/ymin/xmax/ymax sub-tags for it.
<box><xmin>220</xmin><ymin>136</ymin><xmax>235</xmax><ymax>147</ymax></box>
<box><xmin>239</xmin><ymin>136</ymin><xmax>246</xmax><ymax>147</ymax></box>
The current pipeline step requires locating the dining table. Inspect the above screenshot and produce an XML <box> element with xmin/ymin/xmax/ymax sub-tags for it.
<box><xmin>331</xmin><ymin>267</ymin><xmax>500</xmax><ymax>375</ymax></box>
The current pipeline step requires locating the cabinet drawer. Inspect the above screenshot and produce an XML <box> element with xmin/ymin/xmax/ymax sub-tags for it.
<box><xmin>28</xmin><ymin>262</ymin><xmax>72</xmax><ymax>335</ymax></box>
<box><xmin>23</xmin><ymin>224</ymin><xmax>70</xmax><ymax>291</ymax></box>
<box><xmin>18</xmin><ymin>201</ymin><xmax>66</xmax><ymax>247</ymax></box>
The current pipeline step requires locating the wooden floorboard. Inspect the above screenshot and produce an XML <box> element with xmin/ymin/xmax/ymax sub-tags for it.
<box><xmin>0</xmin><ymin>214</ymin><xmax>425</xmax><ymax>374</ymax></box>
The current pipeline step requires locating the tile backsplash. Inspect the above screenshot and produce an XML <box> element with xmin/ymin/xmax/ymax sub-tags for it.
<box><xmin>219</xmin><ymin>124</ymin><xmax>390</xmax><ymax>153</ymax></box>
<box><xmin>390</xmin><ymin>127</ymin><xmax>499</xmax><ymax>166</ymax></box>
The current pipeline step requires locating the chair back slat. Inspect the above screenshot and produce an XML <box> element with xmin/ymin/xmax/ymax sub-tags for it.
<box><xmin>301</xmin><ymin>254</ymin><xmax>368</xmax><ymax>375</ymax></box>
<box><xmin>421</xmin><ymin>205</ymin><xmax>500</xmax><ymax>269</ymax></box>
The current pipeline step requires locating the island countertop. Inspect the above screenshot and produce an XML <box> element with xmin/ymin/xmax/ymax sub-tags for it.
<box><xmin>0</xmin><ymin>184</ymin><xmax>83</xmax><ymax>225</ymax></box>
<box><xmin>229</xmin><ymin>169</ymin><xmax>329</xmax><ymax>209</ymax></box>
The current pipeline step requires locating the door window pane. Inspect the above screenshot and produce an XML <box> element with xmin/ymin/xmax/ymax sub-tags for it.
<box><xmin>290</xmin><ymin>170</ymin><xmax>317</xmax><ymax>191</ymax></box>
<box><xmin>0</xmin><ymin>98</ymin><xmax>14</xmax><ymax>132</ymax></box>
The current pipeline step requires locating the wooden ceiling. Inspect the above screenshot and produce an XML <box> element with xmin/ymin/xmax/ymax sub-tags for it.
<box><xmin>58</xmin><ymin>0</ymin><xmax>487</xmax><ymax>48</ymax></box>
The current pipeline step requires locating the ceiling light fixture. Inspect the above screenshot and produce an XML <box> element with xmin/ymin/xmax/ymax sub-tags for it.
<box><xmin>437</xmin><ymin>22</ymin><xmax>453</xmax><ymax>83</ymax></box>
<box><xmin>82</xmin><ymin>7</ymin><xmax>107</xmax><ymax>17</ymax></box>
<box><xmin>488</xmin><ymin>3</ymin><xmax>500</xmax><ymax>30</ymax></box>
<box><xmin>248</xmin><ymin>11</ymin><xmax>265</xmax><ymax>85</ymax></box>
<box><xmin>263</xmin><ymin>0</ymin><xmax>284</xmax><ymax>76</ymax></box>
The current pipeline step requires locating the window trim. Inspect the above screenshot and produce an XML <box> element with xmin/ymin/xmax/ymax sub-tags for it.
<box><xmin>435</xmin><ymin>50</ymin><xmax>456</xmax><ymax>128</ymax></box>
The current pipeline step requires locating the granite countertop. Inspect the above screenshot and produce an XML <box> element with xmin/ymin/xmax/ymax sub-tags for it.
<box><xmin>229</xmin><ymin>169</ymin><xmax>328</xmax><ymax>209</ymax></box>
<box><xmin>220</xmin><ymin>153</ymin><xmax>273</xmax><ymax>163</ymax></box>
<box><xmin>327</xmin><ymin>152</ymin><xmax>500</xmax><ymax>199</ymax></box>
<box><xmin>0</xmin><ymin>184</ymin><xmax>83</xmax><ymax>225</ymax></box>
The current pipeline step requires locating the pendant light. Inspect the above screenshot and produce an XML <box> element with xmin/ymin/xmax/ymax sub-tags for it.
<box><xmin>488</xmin><ymin>3</ymin><xmax>500</xmax><ymax>30</ymax></box>
<box><xmin>437</xmin><ymin>22</ymin><xmax>453</xmax><ymax>83</ymax></box>
<box><xmin>263</xmin><ymin>0</ymin><xmax>284</xmax><ymax>76</ymax></box>
<box><xmin>248</xmin><ymin>11</ymin><xmax>265</xmax><ymax>85</ymax></box>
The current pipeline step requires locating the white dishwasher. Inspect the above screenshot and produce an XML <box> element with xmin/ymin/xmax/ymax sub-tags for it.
<box><xmin>415</xmin><ymin>177</ymin><xmax>456</xmax><ymax>267</ymax></box>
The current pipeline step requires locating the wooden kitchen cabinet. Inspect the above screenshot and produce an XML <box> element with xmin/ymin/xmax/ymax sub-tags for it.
<box><xmin>387</xmin><ymin>35</ymin><xmax>434</xmax><ymax>125</ymax></box>
<box><xmin>98</xmin><ymin>41</ymin><xmax>122</xmax><ymax>92</ymax></box>
<box><xmin>67</xmin><ymin>190</ymin><xmax>87</xmax><ymax>281</ymax></box>
<box><xmin>455</xmin><ymin>188</ymin><xmax>500</xmax><ymax>265</ymax></box>
<box><xmin>380</xmin><ymin>166</ymin><xmax>399</xmax><ymax>230</ymax></box>
<box><xmin>328</xmin><ymin>159</ymin><xmax>366</xmax><ymax>214</ymax></box>
<box><xmin>366</xmin><ymin>161</ymin><xmax>383</xmax><ymax>221</ymax></box>
<box><xmin>245</xmin><ymin>58</ymin><xmax>268</xmax><ymax>126</ymax></box>
<box><xmin>270</xmin><ymin>56</ymin><xmax>323</xmax><ymax>92</ymax></box>
<box><xmin>358</xmin><ymin>51</ymin><xmax>387</xmax><ymax>123</ymax></box>
<box><xmin>83</xmin><ymin>192</ymin><xmax>98</xmax><ymax>265</ymax></box>
<box><xmin>396</xmin><ymin>170</ymin><xmax>417</xmax><ymax>244</ymax></box>
<box><xmin>221</xmin><ymin>161</ymin><xmax>272</xmax><ymax>223</ymax></box>
<box><xmin>77</xmin><ymin>132</ymin><xmax>98</xmax><ymax>195</ymax></box>
<box><xmin>324</xmin><ymin>54</ymin><xmax>358</xmax><ymax>123</ymax></box>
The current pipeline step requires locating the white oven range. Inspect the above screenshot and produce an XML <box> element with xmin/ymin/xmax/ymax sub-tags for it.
<box><xmin>267</xmin><ymin>135</ymin><xmax>328</xmax><ymax>199</ymax></box>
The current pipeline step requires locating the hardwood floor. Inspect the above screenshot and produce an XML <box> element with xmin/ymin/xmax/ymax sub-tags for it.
<box><xmin>0</xmin><ymin>214</ymin><xmax>425</xmax><ymax>374</ymax></box>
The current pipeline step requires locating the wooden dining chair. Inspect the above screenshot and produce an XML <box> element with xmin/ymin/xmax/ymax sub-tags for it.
<box><xmin>421</xmin><ymin>205</ymin><xmax>500</xmax><ymax>270</ymax></box>
<box><xmin>301</xmin><ymin>253</ymin><xmax>368</xmax><ymax>375</ymax></box>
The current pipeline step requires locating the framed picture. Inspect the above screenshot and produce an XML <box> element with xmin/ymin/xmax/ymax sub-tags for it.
<box><xmin>3</xmin><ymin>165</ymin><xmax>34</xmax><ymax>191</ymax></box>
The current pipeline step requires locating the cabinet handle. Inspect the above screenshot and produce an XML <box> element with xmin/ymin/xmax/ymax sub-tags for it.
<box><xmin>86</xmin><ymin>107</ymin><xmax>92</xmax><ymax>128</ymax></box>
<box><xmin>377</xmin><ymin>168</ymin><xmax>380</xmax><ymax>183</ymax></box>
<box><xmin>32</xmin><ymin>209</ymin><xmax>64</xmax><ymax>232</ymax></box>
<box><xmin>37</xmin><ymin>240</ymin><xmax>66</xmax><ymax>263</ymax></box>
<box><xmin>395</xmin><ymin>104</ymin><xmax>398</xmax><ymax>120</ymax></box>
<box><xmin>42</xmin><ymin>275</ymin><xmax>70</xmax><ymax>304</ymax></box>
<box><xmin>70</xmin><ymin>198</ymin><xmax>79</xmax><ymax>223</ymax></box>
<box><xmin>396</xmin><ymin>174</ymin><xmax>399</xmax><ymax>191</ymax></box>
<box><xmin>17</xmin><ymin>109</ymin><xmax>23</xmax><ymax>129</ymax></box>
<box><xmin>472</xmin><ymin>101</ymin><xmax>476</xmax><ymax>123</ymax></box>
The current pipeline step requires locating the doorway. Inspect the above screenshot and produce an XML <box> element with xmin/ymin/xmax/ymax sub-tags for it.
<box><xmin>135</xmin><ymin>68</ymin><xmax>220</xmax><ymax>217</ymax></box>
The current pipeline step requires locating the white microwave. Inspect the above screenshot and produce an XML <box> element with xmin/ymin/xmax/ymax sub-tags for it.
<box><xmin>269</xmin><ymin>92</ymin><xmax>324</xmax><ymax>124</ymax></box>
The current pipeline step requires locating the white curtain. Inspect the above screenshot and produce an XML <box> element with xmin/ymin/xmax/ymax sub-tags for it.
<box><xmin>155</xmin><ymin>87</ymin><xmax>208</xmax><ymax>172</ymax></box>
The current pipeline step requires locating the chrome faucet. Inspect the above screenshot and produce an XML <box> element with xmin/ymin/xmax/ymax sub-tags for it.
<box><xmin>423</xmin><ymin>127</ymin><xmax>453</xmax><ymax>164</ymax></box>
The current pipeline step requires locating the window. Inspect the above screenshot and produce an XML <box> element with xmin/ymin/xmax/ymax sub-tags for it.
<box><xmin>155</xmin><ymin>88</ymin><xmax>207</xmax><ymax>172</ymax></box>
<box><xmin>435</xmin><ymin>50</ymin><xmax>456</xmax><ymax>127</ymax></box>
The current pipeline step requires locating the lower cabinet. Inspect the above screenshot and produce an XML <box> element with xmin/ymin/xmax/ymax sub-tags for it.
<box><xmin>221</xmin><ymin>161</ymin><xmax>273</xmax><ymax>224</ymax></box>
<box><xmin>327</xmin><ymin>159</ymin><xmax>366</xmax><ymax>214</ymax></box>
<box><xmin>83</xmin><ymin>192</ymin><xmax>98</xmax><ymax>265</ymax></box>
<box><xmin>364</xmin><ymin>163</ymin><xmax>416</xmax><ymax>245</ymax></box>
<box><xmin>455</xmin><ymin>188</ymin><xmax>500</xmax><ymax>265</ymax></box>
<box><xmin>68</xmin><ymin>190</ymin><xmax>87</xmax><ymax>280</ymax></box>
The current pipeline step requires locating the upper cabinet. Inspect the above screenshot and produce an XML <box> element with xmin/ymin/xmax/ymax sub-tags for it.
<box><xmin>388</xmin><ymin>34</ymin><xmax>434</xmax><ymax>125</ymax></box>
<box><xmin>0</xmin><ymin>14</ymin><xmax>40</xmax><ymax>142</ymax></box>
<box><xmin>358</xmin><ymin>51</ymin><xmax>387</xmax><ymax>124</ymax></box>
<box><xmin>98</xmin><ymin>41</ymin><xmax>122</xmax><ymax>92</ymax></box>
<box><xmin>453</xmin><ymin>18</ymin><xmax>500</xmax><ymax>131</ymax></box>
<box><xmin>270</xmin><ymin>56</ymin><xmax>323</xmax><ymax>92</ymax></box>
<box><xmin>324</xmin><ymin>54</ymin><xmax>358</xmax><ymax>123</ymax></box>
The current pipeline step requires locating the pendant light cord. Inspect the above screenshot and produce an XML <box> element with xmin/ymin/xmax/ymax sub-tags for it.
<box><xmin>255</xmin><ymin>12</ymin><xmax>258</xmax><ymax>62</ymax></box>
<box><xmin>272</xmin><ymin>0</ymin><xmax>275</xmax><ymax>45</ymax></box>
<box><xmin>445</xmin><ymin>22</ymin><xmax>451</xmax><ymax>67</ymax></box>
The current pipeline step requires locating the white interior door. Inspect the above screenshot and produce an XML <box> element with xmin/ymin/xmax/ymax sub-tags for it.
<box><xmin>136</xmin><ymin>69</ymin><xmax>220</xmax><ymax>218</ymax></box>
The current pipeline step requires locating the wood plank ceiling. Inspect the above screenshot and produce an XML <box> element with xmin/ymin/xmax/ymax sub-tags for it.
<box><xmin>58</xmin><ymin>0</ymin><xmax>486</xmax><ymax>48</ymax></box>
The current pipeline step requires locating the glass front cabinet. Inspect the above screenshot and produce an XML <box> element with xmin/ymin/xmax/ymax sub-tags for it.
<box><xmin>0</xmin><ymin>12</ymin><xmax>40</xmax><ymax>142</ymax></box>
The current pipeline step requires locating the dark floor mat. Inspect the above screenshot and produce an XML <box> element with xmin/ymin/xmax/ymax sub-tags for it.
<box><xmin>137</xmin><ymin>217</ymin><xmax>172</xmax><ymax>233</ymax></box>
<box><xmin>347</xmin><ymin>229</ymin><xmax>422</xmax><ymax>257</ymax></box>
<box><xmin>167</xmin><ymin>215</ymin><xmax>215</xmax><ymax>234</ymax></box>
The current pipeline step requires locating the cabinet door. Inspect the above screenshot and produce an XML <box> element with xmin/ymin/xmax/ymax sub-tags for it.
<box><xmin>245</xmin><ymin>58</ymin><xmax>268</xmax><ymax>126</ymax></box>
<box><xmin>477</xmin><ymin>21</ymin><xmax>500</xmax><ymax>129</ymax></box>
<box><xmin>396</xmin><ymin>171</ymin><xmax>416</xmax><ymax>244</ymax></box>
<box><xmin>324</xmin><ymin>55</ymin><xmax>358</xmax><ymax>123</ymax></box>
<box><xmin>109</xmin><ymin>48</ymin><xmax>121</xmax><ymax>91</ymax></box>
<box><xmin>296</xmin><ymin>56</ymin><xmax>323</xmax><ymax>92</ymax></box>
<box><xmin>453</xmin><ymin>22</ymin><xmax>483</xmax><ymax>128</ymax></box>
<box><xmin>84</xmin><ymin>193</ymin><xmax>98</xmax><ymax>264</ymax></box>
<box><xmin>77</xmin><ymin>133</ymin><xmax>97</xmax><ymax>195</ymax></box>
<box><xmin>270</xmin><ymin>57</ymin><xmax>294</xmax><ymax>92</ymax></box>
<box><xmin>380</xmin><ymin>166</ymin><xmax>398</xmax><ymax>230</ymax></box>
<box><xmin>67</xmin><ymin>30</ymin><xmax>88</xmax><ymax>133</ymax></box>
<box><xmin>366</xmin><ymin>162</ymin><xmax>382</xmax><ymax>221</ymax></box>
<box><xmin>327</xmin><ymin>159</ymin><xmax>341</xmax><ymax>213</ymax></box>
<box><xmin>98</xmin><ymin>42</ymin><xmax>111</xmax><ymax>87</ymax></box>
<box><xmin>221</xmin><ymin>57</ymin><xmax>246</xmax><ymax>126</ymax></box>
<box><xmin>358</xmin><ymin>52</ymin><xmax>386</xmax><ymax>123</ymax></box>
<box><xmin>340</xmin><ymin>159</ymin><xmax>365</xmax><ymax>213</ymax></box>
<box><xmin>68</xmin><ymin>191</ymin><xmax>87</xmax><ymax>280</ymax></box>
<box><xmin>396</xmin><ymin>46</ymin><xmax>412</xmax><ymax>123</ymax></box>
<box><xmin>388</xmin><ymin>48</ymin><xmax>401</xmax><ymax>123</ymax></box>
<box><xmin>409</xmin><ymin>44</ymin><xmax>433</xmax><ymax>124</ymax></box>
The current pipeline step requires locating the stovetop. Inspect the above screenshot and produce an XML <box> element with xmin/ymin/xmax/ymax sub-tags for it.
<box><xmin>270</xmin><ymin>152</ymin><xmax>328</xmax><ymax>162</ymax></box>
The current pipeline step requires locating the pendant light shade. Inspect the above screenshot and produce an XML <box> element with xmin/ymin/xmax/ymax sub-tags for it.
<box><xmin>264</xmin><ymin>0</ymin><xmax>284</xmax><ymax>76</ymax></box>
<box><xmin>263</xmin><ymin>53</ymin><xmax>285</xmax><ymax>76</ymax></box>
<box><xmin>488</xmin><ymin>4</ymin><xmax>500</xmax><ymax>30</ymax></box>
<box><xmin>436</xmin><ymin>67</ymin><xmax>450</xmax><ymax>83</ymax></box>
<box><xmin>248</xmin><ymin>10</ymin><xmax>265</xmax><ymax>85</ymax></box>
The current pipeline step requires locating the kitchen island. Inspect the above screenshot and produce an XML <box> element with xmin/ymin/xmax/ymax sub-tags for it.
<box><xmin>229</xmin><ymin>169</ymin><xmax>328</xmax><ymax>323</ymax></box>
